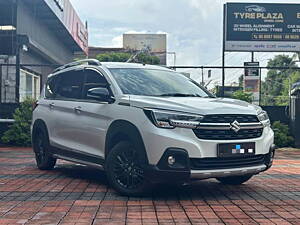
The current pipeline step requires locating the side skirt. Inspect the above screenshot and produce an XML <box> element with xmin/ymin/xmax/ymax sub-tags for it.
<box><xmin>51</xmin><ymin>146</ymin><xmax>105</xmax><ymax>170</ymax></box>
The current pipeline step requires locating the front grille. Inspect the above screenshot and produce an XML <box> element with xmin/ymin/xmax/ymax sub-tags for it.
<box><xmin>193</xmin><ymin>128</ymin><xmax>263</xmax><ymax>140</ymax></box>
<box><xmin>193</xmin><ymin>114</ymin><xmax>263</xmax><ymax>140</ymax></box>
<box><xmin>202</xmin><ymin>114</ymin><xmax>259</xmax><ymax>123</ymax></box>
<box><xmin>190</xmin><ymin>154</ymin><xmax>266</xmax><ymax>170</ymax></box>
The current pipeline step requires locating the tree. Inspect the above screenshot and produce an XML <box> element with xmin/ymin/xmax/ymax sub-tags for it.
<box><xmin>135</xmin><ymin>53</ymin><xmax>160</xmax><ymax>65</ymax></box>
<box><xmin>232</xmin><ymin>90</ymin><xmax>253</xmax><ymax>103</ymax></box>
<box><xmin>96</xmin><ymin>52</ymin><xmax>131</xmax><ymax>62</ymax></box>
<box><xmin>1</xmin><ymin>98</ymin><xmax>35</xmax><ymax>146</ymax></box>
<box><xmin>95</xmin><ymin>52</ymin><xmax>160</xmax><ymax>65</ymax></box>
<box><xmin>272</xmin><ymin>121</ymin><xmax>294</xmax><ymax>147</ymax></box>
<box><xmin>261</xmin><ymin>55</ymin><xmax>298</xmax><ymax>106</ymax></box>
<box><xmin>238</xmin><ymin>75</ymin><xmax>244</xmax><ymax>87</ymax></box>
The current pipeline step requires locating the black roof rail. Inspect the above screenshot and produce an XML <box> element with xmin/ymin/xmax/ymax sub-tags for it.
<box><xmin>53</xmin><ymin>59</ymin><xmax>101</xmax><ymax>73</ymax></box>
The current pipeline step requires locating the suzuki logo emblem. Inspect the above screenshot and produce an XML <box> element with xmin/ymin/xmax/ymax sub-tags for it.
<box><xmin>230</xmin><ymin>120</ymin><xmax>241</xmax><ymax>133</ymax></box>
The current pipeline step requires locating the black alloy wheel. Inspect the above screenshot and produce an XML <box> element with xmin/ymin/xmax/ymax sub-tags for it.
<box><xmin>33</xmin><ymin>128</ymin><xmax>56</xmax><ymax>170</ymax></box>
<box><xmin>113</xmin><ymin>147</ymin><xmax>144</xmax><ymax>189</ymax></box>
<box><xmin>106</xmin><ymin>141</ymin><xmax>150</xmax><ymax>196</ymax></box>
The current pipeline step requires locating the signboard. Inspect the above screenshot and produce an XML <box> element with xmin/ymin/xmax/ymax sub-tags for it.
<box><xmin>225</xmin><ymin>3</ymin><xmax>300</xmax><ymax>52</ymax></box>
<box><xmin>244</xmin><ymin>62</ymin><xmax>259</xmax><ymax>76</ymax></box>
<box><xmin>244</xmin><ymin>62</ymin><xmax>260</xmax><ymax>104</ymax></box>
<box><xmin>44</xmin><ymin>0</ymin><xmax>88</xmax><ymax>55</ymax></box>
<box><xmin>62</xmin><ymin>0</ymin><xmax>88</xmax><ymax>55</ymax></box>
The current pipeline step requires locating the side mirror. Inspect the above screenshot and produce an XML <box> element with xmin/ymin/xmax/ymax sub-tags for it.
<box><xmin>87</xmin><ymin>87</ymin><xmax>114</xmax><ymax>103</ymax></box>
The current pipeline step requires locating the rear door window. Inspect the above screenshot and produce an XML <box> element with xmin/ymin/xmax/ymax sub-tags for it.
<box><xmin>55</xmin><ymin>70</ymin><xmax>85</xmax><ymax>100</ymax></box>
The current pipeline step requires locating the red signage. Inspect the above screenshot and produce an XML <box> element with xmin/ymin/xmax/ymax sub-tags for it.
<box><xmin>62</xmin><ymin>0</ymin><xmax>88</xmax><ymax>55</ymax></box>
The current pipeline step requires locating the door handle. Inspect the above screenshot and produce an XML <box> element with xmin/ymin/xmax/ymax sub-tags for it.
<box><xmin>74</xmin><ymin>106</ymin><xmax>82</xmax><ymax>114</ymax></box>
<box><xmin>49</xmin><ymin>103</ymin><xmax>55</xmax><ymax>109</ymax></box>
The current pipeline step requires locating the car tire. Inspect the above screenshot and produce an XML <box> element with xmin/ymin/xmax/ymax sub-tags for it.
<box><xmin>105</xmin><ymin>141</ymin><xmax>150</xmax><ymax>196</ymax></box>
<box><xmin>216</xmin><ymin>175</ymin><xmax>253</xmax><ymax>185</ymax></box>
<box><xmin>33</xmin><ymin>127</ymin><xmax>56</xmax><ymax>170</ymax></box>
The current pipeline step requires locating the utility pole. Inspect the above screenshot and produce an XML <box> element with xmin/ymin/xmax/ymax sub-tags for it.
<box><xmin>221</xmin><ymin>4</ymin><xmax>226</xmax><ymax>97</ymax></box>
<box><xmin>251</xmin><ymin>52</ymin><xmax>254</xmax><ymax>62</ymax></box>
<box><xmin>15</xmin><ymin>38</ymin><xmax>20</xmax><ymax>103</ymax></box>
<box><xmin>15</xmin><ymin>35</ymin><xmax>29</xmax><ymax>103</ymax></box>
<box><xmin>201</xmin><ymin>67</ymin><xmax>204</xmax><ymax>86</ymax></box>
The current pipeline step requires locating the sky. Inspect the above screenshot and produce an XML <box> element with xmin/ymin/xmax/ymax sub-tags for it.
<box><xmin>70</xmin><ymin>0</ymin><xmax>299</xmax><ymax>86</ymax></box>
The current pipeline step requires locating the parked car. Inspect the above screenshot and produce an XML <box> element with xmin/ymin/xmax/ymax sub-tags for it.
<box><xmin>31</xmin><ymin>59</ymin><xmax>275</xmax><ymax>196</ymax></box>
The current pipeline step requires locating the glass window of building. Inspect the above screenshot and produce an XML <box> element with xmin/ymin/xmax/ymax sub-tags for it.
<box><xmin>19</xmin><ymin>69</ymin><xmax>40</xmax><ymax>102</ymax></box>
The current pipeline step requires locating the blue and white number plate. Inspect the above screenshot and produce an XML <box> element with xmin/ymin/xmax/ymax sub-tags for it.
<box><xmin>217</xmin><ymin>142</ymin><xmax>256</xmax><ymax>157</ymax></box>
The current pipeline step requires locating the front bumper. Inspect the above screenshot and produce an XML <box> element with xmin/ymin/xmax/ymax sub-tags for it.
<box><xmin>141</xmin><ymin>122</ymin><xmax>274</xmax><ymax>165</ymax></box>
<box><xmin>190</xmin><ymin>164</ymin><xmax>266</xmax><ymax>179</ymax></box>
<box><xmin>145</xmin><ymin>145</ymin><xmax>276</xmax><ymax>183</ymax></box>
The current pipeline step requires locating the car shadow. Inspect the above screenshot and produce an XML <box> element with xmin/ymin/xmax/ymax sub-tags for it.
<box><xmin>54</xmin><ymin>162</ymin><xmax>108</xmax><ymax>184</ymax></box>
<box><xmin>52</xmin><ymin>161</ymin><xmax>255</xmax><ymax>200</ymax></box>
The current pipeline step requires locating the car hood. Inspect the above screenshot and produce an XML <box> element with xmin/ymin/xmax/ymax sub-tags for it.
<box><xmin>128</xmin><ymin>95</ymin><xmax>261</xmax><ymax>115</ymax></box>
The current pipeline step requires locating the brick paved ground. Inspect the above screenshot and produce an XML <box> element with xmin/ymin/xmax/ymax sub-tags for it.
<box><xmin>0</xmin><ymin>148</ymin><xmax>299</xmax><ymax>225</ymax></box>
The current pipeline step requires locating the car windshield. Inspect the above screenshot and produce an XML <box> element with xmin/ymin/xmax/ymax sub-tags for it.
<box><xmin>109</xmin><ymin>68</ymin><xmax>212</xmax><ymax>97</ymax></box>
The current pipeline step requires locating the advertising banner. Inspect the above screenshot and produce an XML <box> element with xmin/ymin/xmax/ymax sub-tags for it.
<box><xmin>225</xmin><ymin>3</ymin><xmax>300</xmax><ymax>52</ymax></box>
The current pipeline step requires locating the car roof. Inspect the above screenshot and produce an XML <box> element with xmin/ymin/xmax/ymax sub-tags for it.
<box><xmin>49</xmin><ymin>61</ymin><xmax>172</xmax><ymax>78</ymax></box>
<box><xmin>101</xmin><ymin>62</ymin><xmax>170</xmax><ymax>70</ymax></box>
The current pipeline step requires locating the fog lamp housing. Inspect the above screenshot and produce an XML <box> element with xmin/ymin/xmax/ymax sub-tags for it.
<box><xmin>157</xmin><ymin>148</ymin><xmax>190</xmax><ymax>170</ymax></box>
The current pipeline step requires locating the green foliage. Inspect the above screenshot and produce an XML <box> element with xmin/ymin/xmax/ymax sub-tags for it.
<box><xmin>272</xmin><ymin>121</ymin><xmax>294</xmax><ymax>148</ymax></box>
<box><xmin>232</xmin><ymin>90</ymin><xmax>253</xmax><ymax>103</ymax></box>
<box><xmin>95</xmin><ymin>52</ymin><xmax>160</xmax><ymax>65</ymax></box>
<box><xmin>282</xmin><ymin>71</ymin><xmax>300</xmax><ymax>96</ymax></box>
<box><xmin>1</xmin><ymin>98</ymin><xmax>35</xmax><ymax>146</ymax></box>
<box><xmin>238</xmin><ymin>75</ymin><xmax>244</xmax><ymax>87</ymax></box>
<box><xmin>261</xmin><ymin>55</ymin><xmax>299</xmax><ymax>106</ymax></box>
<box><xmin>96</xmin><ymin>52</ymin><xmax>131</xmax><ymax>62</ymax></box>
<box><xmin>135</xmin><ymin>53</ymin><xmax>160</xmax><ymax>65</ymax></box>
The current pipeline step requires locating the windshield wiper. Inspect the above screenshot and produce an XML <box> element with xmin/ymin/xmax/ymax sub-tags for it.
<box><xmin>158</xmin><ymin>93</ymin><xmax>202</xmax><ymax>97</ymax></box>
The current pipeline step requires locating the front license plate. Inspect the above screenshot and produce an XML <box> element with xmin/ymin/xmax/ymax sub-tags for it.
<box><xmin>217</xmin><ymin>142</ymin><xmax>255</xmax><ymax>157</ymax></box>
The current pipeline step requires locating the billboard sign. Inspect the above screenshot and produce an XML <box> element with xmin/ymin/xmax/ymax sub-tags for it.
<box><xmin>225</xmin><ymin>3</ymin><xmax>300</xmax><ymax>52</ymax></box>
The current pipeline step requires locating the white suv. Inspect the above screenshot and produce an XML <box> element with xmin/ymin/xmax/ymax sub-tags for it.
<box><xmin>31</xmin><ymin>59</ymin><xmax>275</xmax><ymax>196</ymax></box>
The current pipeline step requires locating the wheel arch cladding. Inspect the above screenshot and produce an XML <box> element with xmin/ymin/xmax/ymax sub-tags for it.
<box><xmin>105</xmin><ymin>120</ymin><xmax>149</xmax><ymax>164</ymax></box>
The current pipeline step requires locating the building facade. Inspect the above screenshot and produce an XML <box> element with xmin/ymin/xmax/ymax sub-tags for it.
<box><xmin>123</xmin><ymin>34</ymin><xmax>167</xmax><ymax>65</ymax></box>
<box><xmin>0</xmin><ymin>0</ymin><xmax>88</xmax><ymax>103</ymax></box>
<box><xmin>89</xmin><ymin>33</ymin><xmax>167</xmax><ymax>65</ymax></box>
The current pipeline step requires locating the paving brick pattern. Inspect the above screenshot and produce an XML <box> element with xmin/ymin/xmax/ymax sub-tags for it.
<box><xmin>0</xmin><ymin>148</ymin><xmax>299</xmax><ymax>225</ymax></box>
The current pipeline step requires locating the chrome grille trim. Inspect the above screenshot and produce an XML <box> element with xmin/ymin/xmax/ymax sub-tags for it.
<box><xmin>196</xmin><ymin>122</ymin><xmax>263</xmax><ymax>130</ymax></box>
<box><xmin>193</xmin><ymin>114</ymin><xmax>263</xmax><ymax>140</ymax></box>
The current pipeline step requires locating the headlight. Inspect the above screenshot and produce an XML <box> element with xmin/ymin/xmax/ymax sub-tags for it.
<box><xmin>258</xmin><ymin>111</ymin><xmax>270</xmax><ymax>127</ymax></box>
<box><xmin>144</xmin><ymin>109</ymin><xmax>204</xmax><ymax>129</ymax></box>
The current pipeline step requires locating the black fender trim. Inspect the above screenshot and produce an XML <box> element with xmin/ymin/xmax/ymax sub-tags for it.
<box><xmin>32</xmin><ymin>119</ymin><xmax>49</xmax><ymax>141</ymax></box>
<box><xmin>105</xmin><ymin>120</ymin><xmax>149</xmax><ymax>164</ymax></box>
